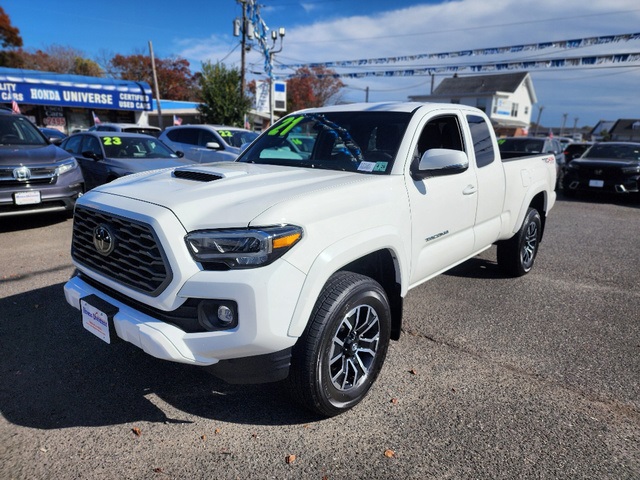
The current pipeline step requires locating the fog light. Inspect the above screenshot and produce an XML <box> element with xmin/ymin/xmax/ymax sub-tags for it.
<box><xmin>218</xmin><ymin>305</ymin><xmax>234</xmax><ymax>325</ymax></box>
<box><xmin>197</xmin><ymin>300</ymin><xmax>238</xmax><ymax>331</ymax></box>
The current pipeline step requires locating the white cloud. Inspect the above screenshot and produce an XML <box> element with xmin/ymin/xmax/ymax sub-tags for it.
<box><xmin>174</xmin><ymin>0</ymin><xmax>640</xmax><ymax>126</ymax></box>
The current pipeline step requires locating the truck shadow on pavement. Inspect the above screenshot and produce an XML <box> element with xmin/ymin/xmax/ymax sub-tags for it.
<box><xmin>0</xmin><ymin>283</ymin><xmax>319</xmax><ymax>430</ymax></box>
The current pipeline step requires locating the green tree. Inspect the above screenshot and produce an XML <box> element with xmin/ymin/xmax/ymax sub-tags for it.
<box><xmin>198</xmin><ymin>61</ymin><xmax>250</xmax><ymax>126</ymax></box>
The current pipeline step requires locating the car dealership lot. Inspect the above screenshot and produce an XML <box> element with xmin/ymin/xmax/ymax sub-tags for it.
<box><xmin>1</xmin><ymin>195</ymin><xmax>638</xmax><ymax>479</ymax></box>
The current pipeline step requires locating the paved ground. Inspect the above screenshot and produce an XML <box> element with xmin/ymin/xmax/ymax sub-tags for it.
<box><xmin>1</xmin><ymin>193</ymin><xmax>639</xmax><ymax>479</ymax></box>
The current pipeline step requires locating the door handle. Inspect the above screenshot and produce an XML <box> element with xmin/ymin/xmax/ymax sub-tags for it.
<box><xmin>463</xmin><ymin>184</ymin><xmax>477</xmax><ymax>195</ymax></box>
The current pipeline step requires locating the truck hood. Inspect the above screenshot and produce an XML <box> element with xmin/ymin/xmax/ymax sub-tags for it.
<box><xmin>571</xmin><ymin>158</ymin><xmax>639</xmax><ymax>169</ymax></box>
<box><xmin>0</xmin><ymin>144</ymin><xmax>73</xmax><ymax>166</ymax></box>
<box><xmin>93</xmin><ymin>161</ymin><xmax>381</xmax><ymax>230</ymax></box>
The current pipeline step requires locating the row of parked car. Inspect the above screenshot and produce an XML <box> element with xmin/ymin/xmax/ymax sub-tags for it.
<box><xmin>497</xmin><ymin>135</ymin><xmax>640</xmax><ymax>198</ymax></box>
<box><xmin>2</xmin><ymin>109</ymin><xmax>640</xmax><ymax>219</ymax></box>
<box><xmin>0</xmin><ymin>111</ymin><xmax>259</xmax><ymax>218</ymax></box>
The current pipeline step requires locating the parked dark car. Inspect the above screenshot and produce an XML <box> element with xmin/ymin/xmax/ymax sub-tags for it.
<box><xmin>0</xmin><ymin>109</ymin><xmax>84</xmax><ymax>217</ymax></box>
<box><xmin>563</xmin><ymin>142</ymin><xmax>593</xmax><ymax>163</ymax></box>
<box><xmin>562</xmin><ymin>142</ymin><xmax>640</xmax><ymax>198</ymax></box>
<box><xmin>39</xmin><ymin>127</ymin><xmax>67</xmax><ymax>144</ymax></box>
<box><xmin>59</xmin><ymin>131</ymin><xmax>192</xmax><ymax>190</ymax></box>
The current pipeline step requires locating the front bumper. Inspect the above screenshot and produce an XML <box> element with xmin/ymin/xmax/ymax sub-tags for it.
<box><xmin>63</xmin><ymin>258</ymin><xmax>306</xmax><ymax>367</ymax></box>
<box><xmin>0</xmin><ymin>172</ymin><xmax>84</xmax><ymax>217</ymax></box>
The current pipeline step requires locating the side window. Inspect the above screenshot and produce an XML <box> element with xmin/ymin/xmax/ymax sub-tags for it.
<box><xmin>467</xmin><ymin>114</ymin><xmax>496</xmax><ymax>168</ymax></box>
<box><xmin>199</xmin><ymin>130</ymin><xmax>217</xmax><ymax>146</ymax></box>
<box><xmin>63</xmin><ymin>135</ymin><xmax>82</xmax><ymax>154</ymax></box>
<box><xmin>82</xmin><ymin>136</ymin><xmax>103</xmax><ymax>157</ymax></box>
<box><xmin>171</xmin><ymin>128</ymin><xmax>199</xmax><ymax>145</ymax></box>
<box><xmin>415</xmin><ymin>115</ymin><xmax>464</xmax><ymax>160</ymax></box>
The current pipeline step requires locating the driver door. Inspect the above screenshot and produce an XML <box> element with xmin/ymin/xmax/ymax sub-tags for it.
<box><xmin>406</xmin><ymin>113</ymin><xmax>478</xmax><ymax>286</ymax></box>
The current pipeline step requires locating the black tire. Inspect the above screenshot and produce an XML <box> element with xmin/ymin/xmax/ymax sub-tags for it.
<box><xmin>288</xmin><ymin>271</ymin><xmax>391</xmax><ymax>417</ymax></box>
<box><xmin>497</xmin><ymin>207</ymin><xmax>542</xmax><ymax>277</ymax></box>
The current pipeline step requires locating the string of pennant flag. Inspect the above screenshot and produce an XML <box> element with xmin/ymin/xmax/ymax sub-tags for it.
<box><xmin>276</xmin><ymin>51</ymin><xmax>640</xmax><ymax>79</ymax></box>
<box><xmin>280</xmin><ymin>32</ymin><xmax>640</xmax><ymax>70</ymax></box>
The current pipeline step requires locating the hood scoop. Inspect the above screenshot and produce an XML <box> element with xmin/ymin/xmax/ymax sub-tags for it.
<box><xmin>172</xmin><ymin>166</ymin><xmax>248</xmax><ymax>182</ymax></box>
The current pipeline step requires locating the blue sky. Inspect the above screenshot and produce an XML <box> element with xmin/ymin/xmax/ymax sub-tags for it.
<box><xmin>4</xmin><ymin>0</ymin><xmax>640</xmax><ymax>127</ymax></box>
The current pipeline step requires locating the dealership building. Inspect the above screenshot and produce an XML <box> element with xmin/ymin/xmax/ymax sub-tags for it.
<box><xmin>0</xmin><ymin>67</ymin><xmax>200</xmax><ymax>133</ymax></box>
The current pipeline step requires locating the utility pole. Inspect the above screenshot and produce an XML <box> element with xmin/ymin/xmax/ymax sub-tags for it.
<box><xmin>534</xmin><ymin>105</ymin><xmax>544</xmax><ymax>137</ymax></box>
<box><xmin>239</xmin><ymin>0</ymin><xmax>247</xmax><ymax>95</ymax></box>
<box><xmin>365</xmin><ymin>86</ymin><xmax>369</xmax><ymax>102</ymax></box>
<box><xmin>148</xmin><ymin>40</ymin><xmax>163</xmax><ymax>129</ymax></box>
<box><xmin>560</xmin><ymin>113</ymin><xmax>568</xmax><ymax>136</ymax></box>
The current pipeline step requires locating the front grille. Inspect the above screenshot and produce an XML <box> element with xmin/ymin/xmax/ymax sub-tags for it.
<box><xmin>0</xmin><ymin>165</ymin><xmax>57</xmax><ymax>186</ymax></box>
<box><xmin>72</xmin><ymin>205</ymin><xmax>172</xmax><ymax>296</ymax></box>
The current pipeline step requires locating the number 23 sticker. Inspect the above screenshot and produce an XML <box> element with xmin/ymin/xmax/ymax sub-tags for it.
<box><xmin>102</xmin><ymin>137</ymin><xmax>122</xmax><ymax>145</ymax></box>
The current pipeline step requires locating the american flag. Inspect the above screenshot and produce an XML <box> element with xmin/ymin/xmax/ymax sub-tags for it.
<box><xmin>92</xmin><ymin>111</ymin><xmax>101</xmax><ymax>124</ymax></box>
<box><xmin>173</xmin><ymin>115</ymin><xmax>183</xmax><ymax>126</ymax></box>
<box><xmin>11</xmin><ymin>100</ymin><xmax>20</xmax><ymax>114</ymax></box>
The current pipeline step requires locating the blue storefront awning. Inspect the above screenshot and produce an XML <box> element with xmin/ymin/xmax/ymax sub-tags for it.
<box><xmin>0</xmin><ymin>67</ymin><xmax>153</xmax><ymax>111</ymax></box>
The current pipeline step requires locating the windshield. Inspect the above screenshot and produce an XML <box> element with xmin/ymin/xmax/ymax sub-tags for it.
<box><xmin>583</xmin><ymin>143</ymin><xmax>640</xmax><ymax>161</ymax></box>
<box><xmin>238</xmin><ymin>111</ymin><xmax>410</xmax><ymax>174</ymax></box>
<box><xmin>0</xmin><ymin>115</ymin><xmax>48</xmax><ymax>146</ymax></box>
<box><xmin>101</xmin><ymin>136</ymin><xmax>178</xmax><ymax>159</ymax></box>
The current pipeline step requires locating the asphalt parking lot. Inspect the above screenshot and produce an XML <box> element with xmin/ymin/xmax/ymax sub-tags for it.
<box><xmin>1</xmin><ymin>194</ymin><xmax>639</xmax><ymax>479</ymax></box>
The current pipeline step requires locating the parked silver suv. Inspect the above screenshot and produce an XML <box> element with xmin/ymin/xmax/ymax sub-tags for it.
<box><xmin>159</xmin><ymin>125</ymin><xmax>258</xmax><ymax>163</ymax></box>
<box><xmin>0</xmin><ymin>109</ymin><xmax>84</xmax><ymax>217</ymax></box>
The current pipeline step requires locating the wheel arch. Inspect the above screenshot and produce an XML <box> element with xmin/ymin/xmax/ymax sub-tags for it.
<box><xmin>287</xmin><ymin>238</ymin><xmax>406</xmax><ymax>341</ymax></box>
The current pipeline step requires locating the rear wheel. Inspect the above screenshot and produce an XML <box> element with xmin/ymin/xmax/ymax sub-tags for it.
<box><xmin>497</xmin><ymin>207</ymin><xmax>542</xmax><ymax>277</ymax></box>
<box><xmin>288</xmin><ymin>272</ymin><xmax>391</xmax><ymax>417</ymax></box>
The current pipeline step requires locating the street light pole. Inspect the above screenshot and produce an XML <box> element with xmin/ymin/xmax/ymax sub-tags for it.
<box><xmin>268</xmin><ymin>27</ymin><xmax>285</xmax><ymax>125</ymax></box>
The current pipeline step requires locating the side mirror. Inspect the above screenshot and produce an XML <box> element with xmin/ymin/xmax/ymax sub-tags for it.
<box><xmin>82</xmin><ymin>150</ymin><xmax>103</xmax><ymax>161</ymax></box>
<box><xmin>49</xmin><ymin>137</ymin><xmax>63</xmax><ymax>145</ymax></box>
<box><xmin>411</xmin><ymin>148</ymin><xmax>469</xmax><ymax>180</ymax></box>
<box><xmin>205</xmin><ymin>141</ymin><xmax>222</xmax><ymax>150</ymax></box>
<box><xmin>175</xmin><ymin>150</ymin><xmax>185</xmax><ymax>158</ymax></box>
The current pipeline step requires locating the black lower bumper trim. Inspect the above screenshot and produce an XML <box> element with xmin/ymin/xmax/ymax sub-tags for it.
<box><xmin>205</xmin><ymin>347</ymin><xmax>293</xmax><ymax>384</ymax></box>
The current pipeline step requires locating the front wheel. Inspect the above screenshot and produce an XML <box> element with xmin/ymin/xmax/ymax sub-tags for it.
<box><xmin>497</xmin><ymin>207</ymin><xmax>542</xmax><ymax>277</ymax></box>
<box><xmin>288</xmin><ymin>272</ymin><xmax>391</xmax><ymax>417</ymax></box>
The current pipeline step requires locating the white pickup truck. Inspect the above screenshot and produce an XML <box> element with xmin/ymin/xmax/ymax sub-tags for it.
<box><xmin>64</xmin><ymin>102</ymin><xmax>557</xmax><ymax>416</ymax></box>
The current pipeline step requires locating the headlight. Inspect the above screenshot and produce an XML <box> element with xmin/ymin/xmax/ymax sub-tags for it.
<box><xmin>55</xmin><ymin>158</ymin><xmax>78</xmax><ymax>175</ymax></box>
<box><xmin>185</xmin><ymin>225</ymin><xmax>303</xmax><ymax>269</ymax></box>
<box><xmin>621</xmin><ymin>165</ymin><xmax>640</xmax><ymax>174</ymax></box>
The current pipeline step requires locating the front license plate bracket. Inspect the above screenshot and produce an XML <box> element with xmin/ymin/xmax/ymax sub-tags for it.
<box><xmin>80</xmin><ymin>294</ymin><xmax>119</xmax><ymax>344</ymax></box>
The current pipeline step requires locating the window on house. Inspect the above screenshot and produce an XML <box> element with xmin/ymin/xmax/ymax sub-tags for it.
<box><xmin>511</xmin><ymin>103</ymin><xmax>519</xmax><ymax>117</ymax></box>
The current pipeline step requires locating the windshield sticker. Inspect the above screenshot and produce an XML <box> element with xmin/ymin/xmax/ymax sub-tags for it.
<box><xmin>268</xmin><ymin>116</ymin><xmax>304</xmax><ymax>137</ymax></box>
<box><xmin>357</xmin><ymin>161</ymin><xmax>377</xmax><ymax>172</ymax></box>
<box><xmin>373</xmin><ymin>162</ymin><xmax>388</xmax><ymax>172</ymax></box>
<box><xmin>217</xmin><ymin>130</ymin><xmax>233</xmax><ymax>137</ymax></box>
<box><xmin>102</xmin><ymin>136</ymin><xmax>122</xmax><ymax>145</ymax></box>
<box><xmin>497</xmin><ymin>138</ymin><xmax>506</xmax><ymax>145</ymax></box>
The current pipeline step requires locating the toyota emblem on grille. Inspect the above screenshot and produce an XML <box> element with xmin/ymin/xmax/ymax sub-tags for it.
<box><xmin>13</xmin><ymin>166</ymin><xmax>31</xmax><ymax>181</ymax></box>
<box><xmin>594</xmin><ymin>169</ymin><xmax>603</xmax><ymax>175</ymax></box>
<box><xmin>93</xmin><ymin>224</ymin><xmax>115</xmax><ymax>256</ymax></box>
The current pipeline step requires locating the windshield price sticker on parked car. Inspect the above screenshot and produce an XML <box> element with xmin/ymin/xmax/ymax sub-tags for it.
<box><xmin>102</xmin><ymin>137</ymin><xmax>122</xmax><ymax>146</ymax></box>
<box><xmin>14</xmin><ymin>191</ymin><xmax>41</xmax><ymax>205</ymax></box>
<box><xmin>217</xmin><ymin>130</ymin><xmax>233</xmax><ymax>138</ymax></box>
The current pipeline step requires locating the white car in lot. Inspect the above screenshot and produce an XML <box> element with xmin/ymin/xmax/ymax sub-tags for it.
<box><xmin>158</xmin><ymin>125</ymin><xmax>258</xmax><ymax>163</ymax></box>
